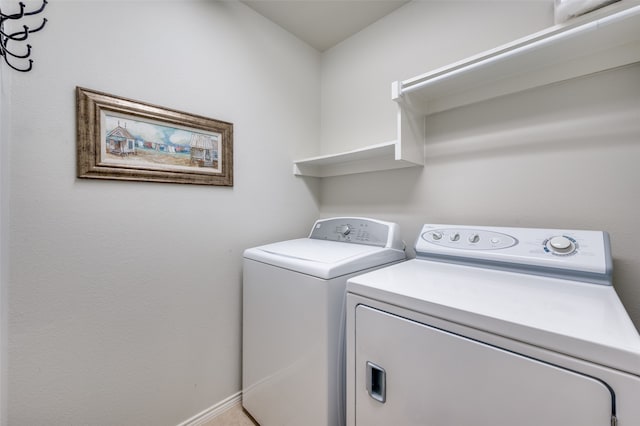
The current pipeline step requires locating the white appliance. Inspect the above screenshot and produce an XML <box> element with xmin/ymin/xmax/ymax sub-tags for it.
<box><xmin>346</xmin><ymin>224</ymin><xmax>640</xmax><ymax>426</ymax></box>
<box><xmin>243</xmin><ymin>217</ymin><xmax>406</xmax><ymax>426</ymax></box>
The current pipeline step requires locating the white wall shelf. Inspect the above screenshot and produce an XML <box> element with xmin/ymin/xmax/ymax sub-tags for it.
<box><xmin>392</xmin><ymin>3</ymin><xmax>640</xmax><ymax>115</ymax></box>
<box><xmin>294</xmin><ymin>2</ymin><xmax>640</xmax><ymax>178</ymax></box>
<box><xmin>293</xmin><ymin>140</ymin><xmax>421</xmax><ymax>178</ymax></box>
<box><xmin>293</xmin><ymin>105</ymin><xmax>425</xmax><ymax>177</ymax></box>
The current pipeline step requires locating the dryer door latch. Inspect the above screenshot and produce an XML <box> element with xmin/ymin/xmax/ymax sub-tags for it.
<box><xmin>366</xmin><ymin>361</ymin><xmax>386</xmax><ymax>404</ymax></box>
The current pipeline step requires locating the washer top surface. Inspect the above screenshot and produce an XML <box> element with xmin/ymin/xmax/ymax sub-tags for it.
<box><xmin>244</xmin><ymin>217</ymin><xmax>406</xmax><ymax>279</ymax></box>
<box><xmin>347</xmin><ymin>224</ymin><xmax>640</xmax><ymax>376</ymax></box>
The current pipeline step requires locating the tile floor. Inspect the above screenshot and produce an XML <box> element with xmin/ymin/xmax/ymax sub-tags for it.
<box><xmin>201</xmin><ymin>403</ymin><xmax>259</xmax><ymax>426</ymax></box>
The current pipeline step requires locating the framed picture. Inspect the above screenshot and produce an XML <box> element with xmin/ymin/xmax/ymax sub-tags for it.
<box><xmin>76</xmin><ymin>87</ymin><xmax>233</xmax><ymax>186</ymax></box>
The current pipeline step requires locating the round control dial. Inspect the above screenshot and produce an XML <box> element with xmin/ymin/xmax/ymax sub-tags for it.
<box><xmin>338</xmin><ymin>225</ymin><xmax>351</xmax><ymax>236</ymax></box>
<box><xmin>545</xmin><ymin>235</ymin><xmax>577</xmax><ymax>255</ymax></box>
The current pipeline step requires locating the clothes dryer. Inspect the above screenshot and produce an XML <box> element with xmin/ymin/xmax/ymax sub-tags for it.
<box><xmin>346</xmin><ymin>224</ymin><xmax>640</xmax><ymax>426</ymax></box>
<box><xmin>243</xmin><ymin>217</ymin><xmax>405</xmax><ymax>426</ymax></box>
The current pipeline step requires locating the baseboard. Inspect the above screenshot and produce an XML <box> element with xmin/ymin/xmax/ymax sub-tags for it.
<box><xmin>177</xmin><ymin>391</ymin><xmax>242</xmax><ymax>426</ymax></box>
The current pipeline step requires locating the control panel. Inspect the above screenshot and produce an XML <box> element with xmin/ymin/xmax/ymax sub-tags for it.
<box><xmin>416</xmin><ymin>224</ymin><xmax>611</xmax><ymax>285</ymax></box>
<box><xmin>309</xmin><ymin>217</ymin><xmax>403</xmax><ymax>249</ymax></box>
<box><xmin>425</xmin><ymin>228</ymin><xmax>518</xmax><ymax>251</ymax></box>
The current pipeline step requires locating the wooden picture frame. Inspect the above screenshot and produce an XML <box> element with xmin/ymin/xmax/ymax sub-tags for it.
<box><xmin>76</xmin><ymin>87</ymin><xmax>233</xmax><ymax>186</ymax></box>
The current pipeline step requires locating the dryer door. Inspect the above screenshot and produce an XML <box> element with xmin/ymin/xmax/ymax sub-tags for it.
<box><xmin>354</xmin><ymin>305</ymin><xmax>614</xmax><ymax>426</ymax></box>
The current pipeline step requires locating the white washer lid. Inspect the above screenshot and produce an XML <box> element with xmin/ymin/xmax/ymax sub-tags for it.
<box><xmin>347</xmin><ymin>259</ymin><xmax>640</xmax><ymax>376</ymax></box>
<box><xmin>244</xmin><ymin>238</ymin><xmax>405</xmax><ymax>279</ymax></box>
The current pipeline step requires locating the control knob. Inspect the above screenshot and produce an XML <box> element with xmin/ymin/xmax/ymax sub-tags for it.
<box><xmin>339</xmin><ymin>225</ymin><xmax>351</xmax><ymax>236</ymax></box>
<box><xmin>431</xmin><ymin>231</ymin><xmax>443</xmax><ymax>241</ymax></box>
<box><xmin>546</xmin><ymin>235</ymin><xmax>576</xmax><ymax>255</ymax></box>
<box><xmin>468</xmin><ymin>233</ymin><xmax>480</xmax><ymax>243</ymax></box>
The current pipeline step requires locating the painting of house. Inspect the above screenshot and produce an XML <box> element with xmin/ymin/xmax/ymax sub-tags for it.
<box><xmin>189</xmin><ymin>133</ymin><xmax>219</xmax><ymax>168</ymax></box>
<box><xmin>99</xmin><ymin>112</ymin><xmax>224</xmax><ymax>175</ymax></box>
<box><xmin>106</xmin><ymin>124</ymin><xmax>136</xmax><ymax>156</ymax></box>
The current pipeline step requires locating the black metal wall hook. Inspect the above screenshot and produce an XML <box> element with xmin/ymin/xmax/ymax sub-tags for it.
<box><xmin>0</xmin><ymin>0</ymin><xmax>48</xmax><ymax>72</ymax></box>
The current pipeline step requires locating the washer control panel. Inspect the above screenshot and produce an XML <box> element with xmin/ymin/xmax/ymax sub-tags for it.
<box><xmin>309</xmin><ymin>217</ymin><xmax>404</xmax><ymax>249</ymax></box>
<box><xmin>416</xmin><ymin>224</ymin><xmax>611</xmax><ymax>284</ymax></box>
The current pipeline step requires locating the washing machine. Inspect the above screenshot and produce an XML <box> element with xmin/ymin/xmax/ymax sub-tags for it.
<box><xmin>346</xmin><ymin>224</ymin><xmax>640</xmax><ymax>426</ymax></box>
<box><xmin>242</xmin><ymin>217</ymin><xmax>406</xmax><ymax>426</ymax></box>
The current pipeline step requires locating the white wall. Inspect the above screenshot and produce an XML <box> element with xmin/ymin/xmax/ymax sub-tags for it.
<box><xmin>0</xmin><ymin>17</ymin><xmax>10</xmax><ymax>425</ymax></box>
<box><xmin>319</xmin><ymin>1</ymin><xmax>640</xmax><ymax>329</ymax></box>
<box><xmin>6</xmin><ymin>1</ymin><xmax>319</xmax><ymax>425</ymax></box>
<box><xmin>320</xmin><ymin>0</ymin><xmax>555</xmax><ymax>154</ymax></box>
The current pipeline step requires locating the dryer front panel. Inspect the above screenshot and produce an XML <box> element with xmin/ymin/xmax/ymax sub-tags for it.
<box><xmin>354</xmin><ymin>305</ymin><xmax>614</xmax><ymax>426</ymax></box>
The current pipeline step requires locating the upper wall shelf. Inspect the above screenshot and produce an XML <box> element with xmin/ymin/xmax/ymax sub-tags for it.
<box><xmin>392</xmin><ymin>3</ymin><xmax>640</xmax><ymax>115</ymax></box>
<box><xmin>294</xmin><ymin>2</ymin><xmax>640</xmax><ymax>178</ymax></box>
